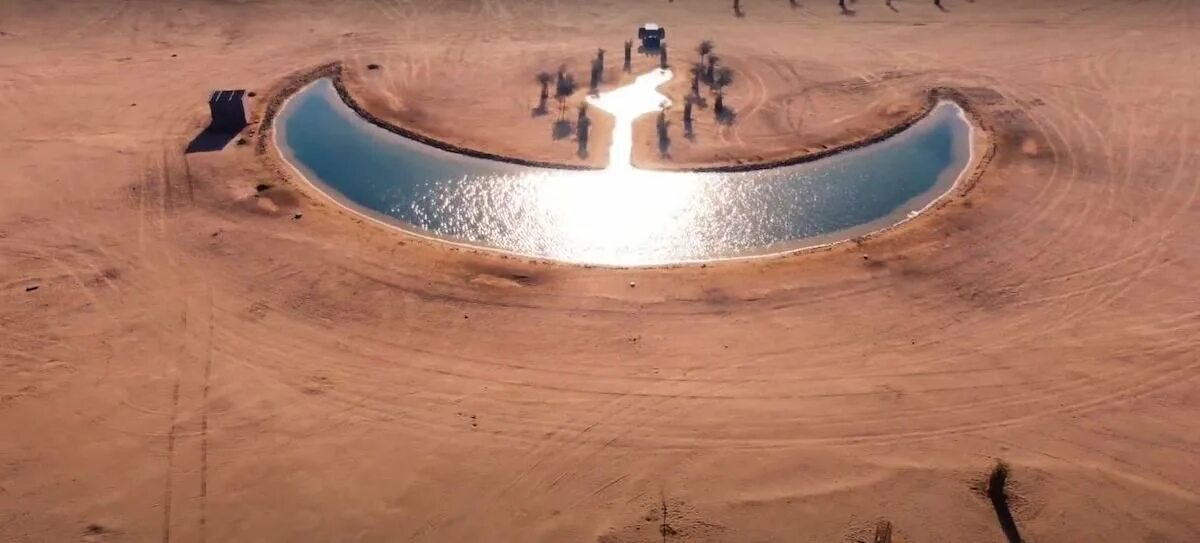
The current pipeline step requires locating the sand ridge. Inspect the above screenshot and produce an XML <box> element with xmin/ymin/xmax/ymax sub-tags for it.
<box><xmin>2</xmin><ymin>1</ymin><xmax>1200</xmax><ymax>542</ymax></box>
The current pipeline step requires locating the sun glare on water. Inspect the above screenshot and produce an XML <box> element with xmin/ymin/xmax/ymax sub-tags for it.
<box><xmin>525</xmin><ymin>168</ymin><xmax>708</xmax><ymax>265</ymax></box>
<box><xmin>520</xmin><ymin>68</ymin><xmax>710</xmax><ymax>265</ymax></box>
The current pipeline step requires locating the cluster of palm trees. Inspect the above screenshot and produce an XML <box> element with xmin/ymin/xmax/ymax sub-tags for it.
<box><xmin>691</xmin><ymin>40</ymin><xmax>735</xmax><ymax>117</ymax></box>
<box><xmin>534</xmin><ymin>64</ymin><xmax>590</xmax><ymax>152</ymax></box>
<box><xmin>827</xmin><ymin>0</ymin><xmax>952</xmax><ymax>14</ymax></box>
<box><xmin>534</xmin><ymin>41</ymin><xmax>737</xmax><ymax>125</ymax></box>
<box><xmin>531</xmin><ymin>38</ymin><xmax>744</xmax><ymax>156</ymax></box>
<box><xmin>701</xmin><ymin>0</ymin><xmax>955</xmax><ymax>15</ymax></box>
<box><xmin>534</xmin><ymin>65</ymin><xmax>579</xmax><ymax>121</ymax></box>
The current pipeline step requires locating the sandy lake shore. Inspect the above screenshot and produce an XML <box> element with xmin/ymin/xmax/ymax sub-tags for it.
<box><xmin>340</xmin><ymin>43</ymin><xmax>936</xmax><ymax>171</ymax></box>
<box><xmin>2</xmin><ymin>1</ymin><xmax>1199</xmax><ymax>541</ymax></box>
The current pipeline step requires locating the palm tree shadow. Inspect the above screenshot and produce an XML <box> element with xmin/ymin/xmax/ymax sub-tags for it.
<box><xmin>716</xmin><ymin>107</ymin><xmax>737</xmax><ymax>126</ymax></box>
<box><xmin>987</xmin><ymin>462</ymin><xmax>1024</xmax><ymax>543</ymax></box>
<box><xmin>552</xmin><ymin>119</ymin><xmax>573</xmax><ymax>140</ymax></box>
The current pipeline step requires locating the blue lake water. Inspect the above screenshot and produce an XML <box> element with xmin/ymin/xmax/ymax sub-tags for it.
<box><xmin>275</xmin><ymin>79</ymin><xmax>972</xmax><ymax>266</ymax></box>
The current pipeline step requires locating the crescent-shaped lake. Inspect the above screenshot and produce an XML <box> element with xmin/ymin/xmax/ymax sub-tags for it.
<box><xmin>274</xmin><ymin>77</ymin><xmax>972</xmax><ymax>266</ymax></box>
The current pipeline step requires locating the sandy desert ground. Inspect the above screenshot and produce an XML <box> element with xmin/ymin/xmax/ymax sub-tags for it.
<box><xmin>2</xmin><ymin>0</ymin><xmax>1200</xmax><ymax>541</ymax></box>
<box><xmin>340</xmin><ymin>24</ymin><xmax>932</xmax><ymax>170</ymax></box>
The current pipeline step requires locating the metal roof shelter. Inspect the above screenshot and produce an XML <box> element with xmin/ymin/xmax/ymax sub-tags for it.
<box><xmin>638</xmin><ymin>23</ymin><xmax>665</xmax><ymax>49</ymax></box>
<box><xmin>208</xmin><ymin>89</ymin><xmax>249</xmax><ymax>133</ymax></box>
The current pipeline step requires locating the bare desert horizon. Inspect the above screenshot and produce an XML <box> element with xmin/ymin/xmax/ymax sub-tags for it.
<box><xmin>2</xmin><ymin>0</ymin><xmax>1200</xmax><ymax>541</ymax></box>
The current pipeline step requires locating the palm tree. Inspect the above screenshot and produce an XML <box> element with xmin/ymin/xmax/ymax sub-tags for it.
<box><xmin>656</xmin><ymin>108</ymin><xmax>671</xmax><ymax>157</ymax></box>
<box><xmin>536</xmin><ymin>72</ymin><xmax>553</xmax><ymax>101</ymax></box>
<box><xmin>576</xmin><ymin>102</ymin><xmax>591</xmax><ymax>156</ymax></box>
<box><xmin>697</xmin><ymin>40</ymin><xmax>714</xmax><ymax>65</ymax></box>
<box><xmin>590</xmin><ymin>59</ymin><xmax>602</xmax><ymax>94</ymax></box>
<box><xmin>705</xmin><ymin>54</ymin><xmax>720</xmax><ymax>84</ymax></box>
<box><xmin>712</xmin><ymin>67</ymin><xmax>734</xmax><ymax>114</ymax></box>
<box><xmin>713</xmin><ymin>67</ymin><xmax>734</xmax><ymax>94</ymax></box>
<box><xmin>554</xmin><ymin>67</ymin><xmax>577</xmax><ymax>120</ymax></box>
<box><xmin>534</xmin><ymin>71</ymin><xmax>553</xmax><ymax>114</ymax></box>
<box><xmin>591</xmin><ymin>49</ymin><xmax>606</xmax><ymax>93</ymax></box>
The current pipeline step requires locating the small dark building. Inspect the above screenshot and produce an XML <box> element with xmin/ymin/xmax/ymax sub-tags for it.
<box><xmin>638</xmin><ymin>23</ymin><xmax>665</xmax><ymax>49</ymax></box>
<box><xmin>208</xmin><ymin>89</ymin><xmax>249</xmax><ymax>133</ymax></box>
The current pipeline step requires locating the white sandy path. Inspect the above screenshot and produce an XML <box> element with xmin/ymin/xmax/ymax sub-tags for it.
<box><xmin>587</xmin><ymin>68</ymin><xmax>674</xmax><ymax>170</ymax></box>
